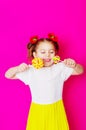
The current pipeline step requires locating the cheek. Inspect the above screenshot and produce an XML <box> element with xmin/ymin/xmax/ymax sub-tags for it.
<box><xmin>36</xmin><ymin>53</ymin><xmax>44</xmax><ymax>58</ymax></box>
<box><xmin>51</xmin><ymin>53</ymin><xmax>55</xmax><ymax>57</ymax></box>
<box><xmin>35</xmin><ymin>52</ymin><xmax>40</xmax><ymax>56</ymax></box>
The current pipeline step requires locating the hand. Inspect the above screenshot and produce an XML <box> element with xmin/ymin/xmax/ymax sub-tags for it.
<box><xmin>17</xmin><ymin>63</ymin><xmax>29</xmax><ymax>73</ymax></box>
<box><xmin>5</xmin><ymin>63</ymin><xmax>29</xmax><ymax>79</ymax></box>
<box><xmin>63</xmin><ymin>58</ymin><xmax>76</xmax><ymax>68</ymax></box>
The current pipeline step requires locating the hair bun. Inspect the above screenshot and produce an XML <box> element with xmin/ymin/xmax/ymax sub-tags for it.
<box><xmin>30</xmin><ymin>36</ymin><xmax>38</xmax><ymax>44</ymax></box>
<box><xmin>48</xmin><ymin>33</ymin><xmax>58</xmax><ymax>42</ymax></box>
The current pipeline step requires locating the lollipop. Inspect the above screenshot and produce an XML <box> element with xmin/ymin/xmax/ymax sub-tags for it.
<box><xmin>32</xmin><ymin>57</ymin><xmax>44</xmax><ymax>69</ymax></box>
<box><xmin>52</xmin><ymin>55</ymin><xmax>61</xmax><ymax>64</ymax></box>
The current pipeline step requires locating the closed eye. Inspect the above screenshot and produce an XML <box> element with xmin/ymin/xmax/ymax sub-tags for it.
<box><xmin>50</xmin><ymin>51</ymin><xmax>54</xmax><ymax>54</ymax></box>
<box><xmin>41</xmin><ymin>52</ymin><xmax>45</xmax><ymax>54</ymax></box>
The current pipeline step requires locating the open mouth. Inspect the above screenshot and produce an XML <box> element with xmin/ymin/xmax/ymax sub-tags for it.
<box><xmin>43</xmin><ymin>59</ymin><xmax>51</xmax><ymax>62</ymax></box>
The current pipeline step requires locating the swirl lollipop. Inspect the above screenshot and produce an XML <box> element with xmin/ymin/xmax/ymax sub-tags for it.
<box><xmin>32</xmin><ymin>57</ymin><xmax>44</xmax><ymax>69</ymax></box>
<box><xmin>52</xmin><ymin>55</ymin><xmax>61</xmax><ymax>64</ymax></box>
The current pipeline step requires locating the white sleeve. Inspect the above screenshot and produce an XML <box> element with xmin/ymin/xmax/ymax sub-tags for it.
<box><xmin>16</xmin><ymin>69</ymin><xmax>31</xmax><ymax>85</ymax></box>
<box><xmin>61</xmin><ymin>63</ymin><xmax>74</xmax><ymax>81</ymax></box>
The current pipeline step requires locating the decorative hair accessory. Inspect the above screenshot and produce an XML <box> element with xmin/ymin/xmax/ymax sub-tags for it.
<box><xmin>30</xmin><ymin>36</ymin><xmax>38</xmax><ymax>44</ymax></box>
<box><xmin>52</xmin><ymin>55</ymin><xmax>61</xmax><ymax>64</ymax></box>
<box><xmin>28</xmin><ymin>36</ymin><xmax>38</xmax><ymax>49</ymax></box>
<box><xmin>48</xmin><ymin>33</ymin><xmax>58</xmax><ymax>42</ymax></box>
<box><xmin>32</xmin><ymin>57</ymin><xmax>44</xmax><ymax>69</ymax></box>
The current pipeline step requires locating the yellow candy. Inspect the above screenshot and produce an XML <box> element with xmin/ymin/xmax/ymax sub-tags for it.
<box><xmin>52</xmin><ymin>56</ymin><xmax>60</xmax><ymax>64</ymax></box>
<box><xmin>32</xmin><ymin>58</ymin><xmax>44</xmax><ymax>69</ymax></box>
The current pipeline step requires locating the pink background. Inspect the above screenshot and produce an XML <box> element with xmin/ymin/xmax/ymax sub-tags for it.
<box><xmin>0</xmin><ymin>0</ymin><xmax>86</xmax><ymax>130</ymax></box>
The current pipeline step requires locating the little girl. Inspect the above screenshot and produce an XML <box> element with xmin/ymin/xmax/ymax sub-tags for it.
<box><xmin>5</xmin><ymin>33</ymin><xmax>84</xmax><ymax>130</ymax></box>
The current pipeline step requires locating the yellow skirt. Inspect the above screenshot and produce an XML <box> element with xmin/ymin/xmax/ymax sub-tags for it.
<box><xmin>26</xmin><ymin>100</ymin><xmax>69</xmax><ymax>130</ymax></box>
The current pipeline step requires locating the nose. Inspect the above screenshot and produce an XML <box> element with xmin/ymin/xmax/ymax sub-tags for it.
<box><xmin>46</xmin><ymin>52</ymin><xmax>50</xmax><ymax>57</ymax></box>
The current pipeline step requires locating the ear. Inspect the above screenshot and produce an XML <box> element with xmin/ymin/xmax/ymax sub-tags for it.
<box><xmin>33</xmin><ymin>52</ymin><xmax>37</xmax><ymax>58</ymax></box>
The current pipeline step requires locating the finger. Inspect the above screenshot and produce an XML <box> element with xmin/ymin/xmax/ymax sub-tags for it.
<box><xmin>63</xmin><ymin>59</ymin><xmax>67</xmax><ymax>64</ymax></box>
<box><xmin>66</xmin><ymin>60</ymin><xmax>71</xmax><ymax>65</ymax></box>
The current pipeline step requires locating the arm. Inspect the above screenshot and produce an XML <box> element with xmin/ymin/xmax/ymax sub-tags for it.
<box><xmin>63</xmin><ymin>58</ymin><xmax>84</xmax><ymax>75</ymax></box>
<box><xmin>5</xmin><ymin>63</ymin><xmax>29</xmax><ymax>79</ymax></box>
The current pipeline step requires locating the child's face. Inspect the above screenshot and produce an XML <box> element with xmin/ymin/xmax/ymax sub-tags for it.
<box><xmin>33</xmin><ymin>41</ymin><xmax>56</xmax><ymax>67</ymax></box>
